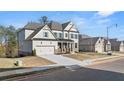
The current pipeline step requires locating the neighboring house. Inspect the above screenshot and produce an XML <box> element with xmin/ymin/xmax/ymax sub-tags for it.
<box><xmin>79</xmin><ymin>34</ymin><xmax>91</xmax><ymax>40</ymax></box>
<box><xmin>79</xmin><ymin>36</ymin><xmax>124</xmax><ymax>53</ymax></box>
<box><xmin>109</xmin><ymin>39</ymin><xmax>121</xmax><ymax>51</ymax></box>
<box><xmin>120</xmin><ymin>41</ymin><xmax>124</xmax><ymax>52</ymax></box>
<box><xmin>104</xmin><ymin>38</ymin><xmax>111</xmax><ymax>52</ymax></box>
<box><xmin>79</xmin><ymin>37</ymin><xmax>105</xmax><ymax>53</ymax></box>
<box><xmin>17</xmin><ymin>21</ymin><xmax>79</xmax><ymax>56</ymax></box>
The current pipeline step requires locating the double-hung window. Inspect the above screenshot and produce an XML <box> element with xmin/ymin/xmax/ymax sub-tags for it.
<box><xmin>75</xmin><ymin>43</ymin><xmax>77</xmax><ymax>48</ymax></box>
<box><xmin>59</xmin><ymin>33</ymin><xmax>62</xmax><ymax>38</ymax></box>
<box><xmin>65</xmin><ymin>33</ymin><xmax>68</xmax><ymax>37</ymax></box>
<box><xmin>71</xmin><ymin>34</ymin><xmax>74</xmax><ymax>38</ymax></box>
<box><xmin>75</xmin><ymin>34</ymin><xmax>78</xmax><ymax>39</ymax></box>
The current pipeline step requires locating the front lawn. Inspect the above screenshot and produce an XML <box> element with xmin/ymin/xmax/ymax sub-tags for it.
<box><xmin>63</xmin><ymin>52</ymin><xmax>109</xmax><ymax>61</ymax></box>
<box><xmin>0</xmin><ymin>56</ymin><xmax>54</xmax><ymax>69</ymax></box>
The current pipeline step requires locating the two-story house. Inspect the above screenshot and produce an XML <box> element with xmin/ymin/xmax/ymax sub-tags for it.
<box><xmin>17</xmin><ymin>21</ymin><xmax>79</xmax><ymax>56</ymax></box>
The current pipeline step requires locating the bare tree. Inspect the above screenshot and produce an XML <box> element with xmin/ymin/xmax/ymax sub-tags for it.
<box><xmin>39</xmin><ymin>16</ymin><xmax>48</xmax><ymax>24</ymax></box>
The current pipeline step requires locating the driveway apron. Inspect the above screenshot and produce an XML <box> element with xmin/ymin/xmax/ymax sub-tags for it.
<box><xmin>39</xmin><ymin>54</ymin><xmax>91</xmax><ymax>66</ymax></box>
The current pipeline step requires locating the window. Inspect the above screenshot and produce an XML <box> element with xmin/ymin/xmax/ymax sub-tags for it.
<box><xmin>59</xmin><ymin>33</ymin><xmax>62</xmax><ymax>38</ymax></box>
<box><xmin>75</xmin><ymin>34</ymin><xmax>78</xmax><ymax>39</ymax></box>
<box><xmin>65</xmin><ymin>33</ymin><xmax>68</xmax><ymax>37</ymax></box>
<box><xmin>71</xmin><ymin>34</ymin><xmax>74</xmax><ymax>38</ymax></box>
<box><xmin>75</xmin><ymin>43</ymin><xmax>77</xmax><ymax>48</ymax></box>
<box><xmin>43</xmin><ymin>32</ymin><xmax>48</xmax><ymax>37</ymax></box>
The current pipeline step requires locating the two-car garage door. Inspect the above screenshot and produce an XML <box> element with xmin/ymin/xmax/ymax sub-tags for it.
<box><xmin>36</xmin><ymin>46</ymin><xmax>54</xmax><ymax>56</ymax></box>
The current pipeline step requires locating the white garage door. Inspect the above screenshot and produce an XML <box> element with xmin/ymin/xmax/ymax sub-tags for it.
<box><xmin>36</xmin><ymin>46</ymin><xmax>54</xmax><ymax>55</ymax></box>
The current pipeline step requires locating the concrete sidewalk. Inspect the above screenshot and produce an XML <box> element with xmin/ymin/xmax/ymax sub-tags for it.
<box><xmin>91</xmin><ymin>55</ymin><xmax>122</xmax><ymax>62</ymax></box>
<box><xmin>0</xmin><ymin>64</ymin><xmax>61</xmax><ymax>78</ymax></box>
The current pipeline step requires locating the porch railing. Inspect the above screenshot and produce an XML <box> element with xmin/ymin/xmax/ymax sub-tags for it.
<box><xmin>55</xmin><ymin>48</ymin><xmax>70</xmax><ymax>54</ymax></box>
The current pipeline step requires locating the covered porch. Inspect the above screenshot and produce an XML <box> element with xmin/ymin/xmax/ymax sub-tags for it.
<box><xmin>55</xmin><ymin>40</ymin><xmax>74</xmax><ymax>54</ymax></box>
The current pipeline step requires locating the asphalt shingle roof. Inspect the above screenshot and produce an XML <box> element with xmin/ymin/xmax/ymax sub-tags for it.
<box><xmin>24</xmin><ymin>22</ymin><xmax>43</xmax><ymax>30</ymax></box>
<box><xmin>79</xmin><ymin>37</ymin><xmax>100</xmax><ymax>46</ymax></box>
<box><xmin>109</xmin><ymin>39</ymin><xmax>121</xmax><ymax>46</ymax></box>
<box><xmin>79</xmin><ymin>34</ymin><xmax>91</xmax><ymax>40</ymax></box>
<box><xmin>48</xmin><ymin>21</ymin><xmax>63</xmax><ymax>31</ymax></box>
<box><xmin>23</xmin><ymin>21</ymin><xmax>78</xmax><ymax>40</ymax></box>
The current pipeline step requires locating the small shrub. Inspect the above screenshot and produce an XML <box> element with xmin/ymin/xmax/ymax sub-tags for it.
<box><xmin>14</xmin><ymin>62</ymin><xmax>19</xmax><ymax>66</ymax></box>
<box><xmin>32</xmin><ymin>49</ymin><xmax>36</xmax><ymax>56</ymax></box>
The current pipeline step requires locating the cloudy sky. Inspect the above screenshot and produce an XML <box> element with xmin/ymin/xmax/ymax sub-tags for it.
<box><xmin>0</xmin><ymin>11</ymin><xmax>124</xmax><ymax>40</ymax></box>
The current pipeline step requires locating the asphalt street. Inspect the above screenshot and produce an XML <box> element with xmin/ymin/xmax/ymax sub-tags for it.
<box><xmin>5</xmin><ymin>58</ymin><xmax>124</xmax><ymax>81</ymax></box>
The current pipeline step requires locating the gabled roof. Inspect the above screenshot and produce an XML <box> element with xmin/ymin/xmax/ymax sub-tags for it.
<box><xmin>23</xmin><ymin>21</ymin><xmax>78</xmax><ymax>40</ymax></box>
<box><xmin>26</xmin><ymin>25</ymin><xmax>45</xmax><ymax>40</ymax></box>
<box><xmin>23</xmin><ymin>21</ymin><xmax>77</xmax><ymax>32</ymax></box>
<box><xmin>120</xmin><ymin>41</ymin><xmax>124</xmax><ymax>45</ymax></box>
<box><xmin>109</xmin><ymin>39</ymin><xmax>121</xmax><ymax>46</ymax></box>
<box><xmin>62</xmin><ymin>21</ymin><xmax>71</xmax><ymax>30</ymax></box>
<box><xmin>79</xmin><ymin>34</ymin><xmax>91</xmax><ymax>40</ymax></box>
<box><xmin>79</xmin><ymin>37</ymin><xmax>100</xmax><ymax>45</ymax></box>
<box><xmin>121</xmin><ymin>41</ymin><xmax>124</xmax><ymax>43</ymax></box>
<box><xmin>26</xmin><ymin>30</ymin><xmax>39</xmax><ymax>40</ymax></box>
<box><xmin>24</xmin><ymin>22</ymin><xmax>43</xmax><ymax>30</ymax></box>
<box><xmin>48</xmin><ymin>21</ymin><xmax>63</xmax><ymax>31</ymax></box>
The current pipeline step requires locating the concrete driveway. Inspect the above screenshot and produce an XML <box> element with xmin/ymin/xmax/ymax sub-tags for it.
<box><xmin>40</xmin><ymin>54</ymin><xmax>91</xmax><ymax>66</ymax></box>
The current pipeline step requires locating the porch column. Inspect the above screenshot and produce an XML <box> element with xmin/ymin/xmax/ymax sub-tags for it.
<box><xmin>67</xmin><ymin>42</ymin><xmax>69</xmax><ymax>53</ymax></box>
<box><xmin>61</xmin><ymin>42</ymin><xmax>64</xmax><ymax>53</ymax></box>
<box><xmin>64</xmin><ymin>43</ymin><xmax>66</xmax><ymax>53</ymax></box>
<box><xmin>63</xmin><ymin>42</ymin><xmax>66</xmax><ymax>53</ymax></box>
<box><xmin>58</xmin><ymin>42</ymin><xmax>61</xmax><ymax>53</ymax></box>
<box><xmin>65</xmin><ymin>42</ymin><xmax>67</xmax><ymax>53</ymax></box>
<box><xmin>69</xmin><ymin>43</ymin><xmax>71</xmax><ymax>52</ymax></box>
<box><xmin>71</xmin><ymin>42</ymin><xmax>75</xmax><ymax>53</ymax></box>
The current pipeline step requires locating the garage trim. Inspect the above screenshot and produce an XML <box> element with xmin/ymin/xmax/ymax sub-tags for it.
<box><xmin>35</xmin><ymin>45</ymin><xmax>55</xmax><ymax>55</ymax></box>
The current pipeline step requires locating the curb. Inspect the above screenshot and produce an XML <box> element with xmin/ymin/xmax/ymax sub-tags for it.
<box><xmin>86</xmin><ymin>56</ymin><xmax>124</xmax><ymax>66</ymax></box>
<box><xmin>91</xmin><ymin>56</ymin><xmax>120</xmax><ymax>62</ymax></box>
<box><xmin>81</xmin><ymin>55</ymin><xmax>124</xmax><ymax>67</ymax></box>
<box><xmin>0</xmin><ymin>64</ymin><xmax>63</xmax><ymax>80</ymax></box>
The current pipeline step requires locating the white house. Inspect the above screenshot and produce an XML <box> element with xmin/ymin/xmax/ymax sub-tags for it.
<box><xmin>120</xmin><ymin>41</ymin><xmax>124</xmax><ymax>52</ymax></box>
<box><xmin>17</xmin><ymin>21</ymin><xmax>79</xmax><ymax>56</ymax></box>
